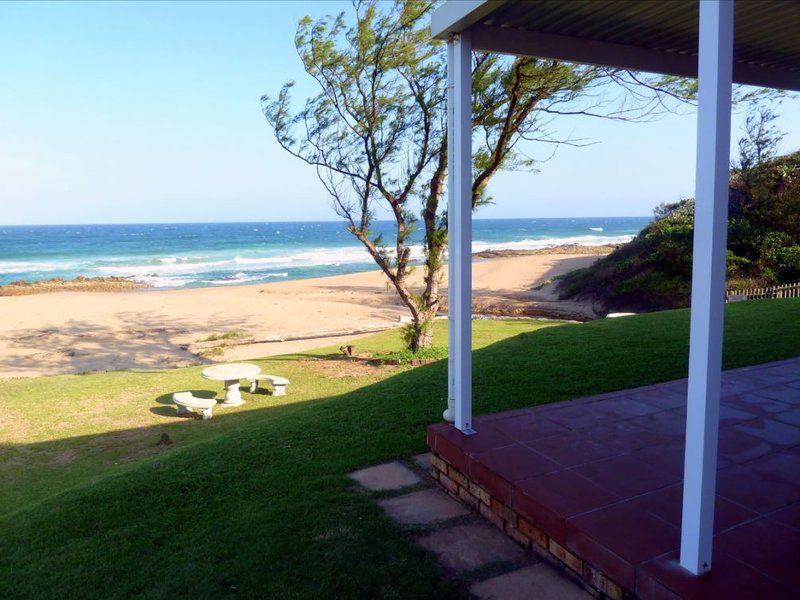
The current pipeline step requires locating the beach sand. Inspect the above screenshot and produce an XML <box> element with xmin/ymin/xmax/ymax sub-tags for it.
<box><xmin>0</xmin><ymin>252</ymin><xmax>604</xmax><ymax>378</ymax></box>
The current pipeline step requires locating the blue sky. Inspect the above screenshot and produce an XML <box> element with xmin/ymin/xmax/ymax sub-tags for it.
<box><xmin>1</xmin><ymin>1</ymin><xmax>798</xmax><ymax>225</ymax></box>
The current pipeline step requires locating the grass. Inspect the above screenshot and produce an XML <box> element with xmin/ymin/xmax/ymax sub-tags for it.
<box><xmin>371</xmin><ymin>345</ymin><xmax>450</xmax><ymax>364</ymax></box>
<box><xmin>197</xmin><ymin>346</ymin><xmax>226</xmax><ymax>359</ymax></box>
<box><xmin>196</xmin><ymin>331</ymin><xmax>249</xmax><ymax>343</ymax></box>
<box><xmin>0</xmin><ymin>301</ymin><xmax>799</xmax><ymax>598</ymax></box>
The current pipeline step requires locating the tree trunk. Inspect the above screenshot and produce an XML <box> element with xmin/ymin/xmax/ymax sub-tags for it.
<box><xmin>408</xmin><ymin>306</ymin><xmax>438</xmax><ymax>352</ymax></box>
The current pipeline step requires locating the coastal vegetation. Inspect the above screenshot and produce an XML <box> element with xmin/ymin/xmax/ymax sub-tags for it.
<box><xmin>559</xmin><ymin>111</ymin><xmax>800</xmax><ymax>313</ymax></box>
<box><xmin>0</xmin><ymin>276</ymin><xmax>142</xmax><ymax>296</ymax></box>
<box><xmin>263</xmin><ymin>0</ymin><xmax>690</xmax><ymax>351</ymax></box>
<box><xmin>1</xmin><ymin>301</ymin><xmax>799</xmax><ymax>597</ymax></box>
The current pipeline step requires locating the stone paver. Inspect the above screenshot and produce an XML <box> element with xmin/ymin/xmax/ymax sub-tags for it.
<box><xmin>379</xmin><ymin>488</ymin><xmax>470</xmax><ymax>526</ymax></box>
<box><xmin>412</xmin><ymin>452</ymin><xmax>431</xmax><ymax>469</ymax></box>
<box><xmin>471</xmin><ymin>564</ymin><xmax>592</xmax><ymax>600</ymax></box>
<box><xmin>416</xmin><ymin>522</ymin><xmax>528</xmax><ymax>574</ymax></box>
<box><xmin>348</xmin><ymin>460</ymin><xmax>421</xmax><ymax>491</ymax></box>
<box><xmin>352</xmin><ymin>458</ymin><xmax>588</xmax><ymax>597</ymax></box>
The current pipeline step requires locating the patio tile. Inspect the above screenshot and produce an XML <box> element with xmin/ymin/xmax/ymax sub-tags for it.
<box><xmin>429</xmin><ymin>423</ymin><xmax>513</xmax><ymax>473</ymax></box>
<box><xmin>571</xmin><ymin>452</ymin><xmax>679</xmax><ymax>498</ymax></box>
<box><xmin>747</xmin><ymin>448</ymin><xmax>800</xmax><ymax>490</ymax></box>
<box><xmin>629</xmin><ymin>410</ymin><xmax>687</xmax><ymax>437</ymax></box>
<box><xmin>586</xmin><ymin>396</ymin><xmax>664</xmax><ymax>420</ymax></box>
<box><xmin>349</xmin><ymin>461</ymin><xmax>421</xmax><ymax>491</ymax></box>
<box><xmin>733</xmin><ymin>418</ymin><xmax>800</xmax><ymax>446</ymax></box>
<box><xmin>523</xmin><ymin>431</ymin><xmax>623</xmax><ymax>468</ymax></box>
<box><xmin>470</xmin><ymin>444</ymin><xmax>560</xmax><ymax>503</ymax></box>
<box><xmin>736</xmin><ymin>365</ymin><xmax>800</xmax><ymax>387</ymax></box>
<box><xmin>628</xmin><ymin>483</ymin><xmax>756</xmax><ymax>534</ymax></box>
<box><xmin>426</xmin><ymin>358</ymin><xmax>800</xmax><ymax>598</ymax></box>
<box><xmin>628</xmin><ymin>443</ymin><xmax>689</xmax><ymax>481</ymax></box>
<box><xmin>726</xmin><ymin>392</ymin><xmax>794</xmax><ymax>418</ymax></box>
<box><xmin>716</xmin><ymin>426</ymin><xmax>776</xmax><ymax>463</ymax></box>
<box><xmin>539</xmin><ymin>403</ymin><xmax>614</xmax><ymax>431</ymax></box>
<box><xmin>751</xmin><ymin>385</ymin><xmax>800</xmax><ymax>404</ymax></box>
<box><xmin>378</xmin><ymin>488</ymin><xmax>469</xmax><ymax>526</ymax></box>
<box><xmin>471</xmin><ymin>564</ymin><xmax>592</xmax><ymax>600</ymax></box>
<box><xmin>566</xmin><ymin>501</ymin><xmax>680</xmax><ymax>590</ymax></box>
<box><xmin>627</xmin><ymin>387</ymin><xmax>687</xmax><ymax>410</ymax></box>
<box><xmin>775</xmin><ymin>407</ymin><xmax>800</xmax><ymax>426</ymax></box>
<box><xmin>637</xmin><ymin>549</ymin><xmax>796</xmax><ymax>600</ymax></box>
<box><xmin>717</xmin><ymin>518</ymin><xmax>800</xmax><ymax>592</ymax></box>
<box><xmin>716</xmin><ymin>463</ymin><xmax>800</xmax><ymax>513</ymax></box>
<box><xmin>416</xmin><ymin>522</ymin><xmax>527</xmax><ymax>575</ymax></box>
<box><xmin>720</xmin><ymin>375</ymin><xmax>766</xmax><ymax>397</ymax></box>
<box><xmin>768</xmin><ymin>502</ymin><xmax>800</xmax><ymax>531</ymax></box>
<box><xmin>661</xmin><ymin>379</ymin><xmax>689</xmax><ymax>395</ymax></box>
<box><xmin>587</xmin><ymin>419</ymin><xmax>677</xmax><ymax>452</ymax></box>
<box><xmin>671</xmin><ymin>404</ymin><xmax>754</xmax><ymax>431</ymax></box>
<box><xmin>487</xmin><ymin>412</ymin><xmax>570</xmax><ymax>443</ymax></box>
<box><xmin>512</xmin><ymin>470</ymin><xmax>620</xmax><ymax>543</ymax></box>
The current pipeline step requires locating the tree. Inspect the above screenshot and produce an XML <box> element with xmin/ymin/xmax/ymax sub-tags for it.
<box><xmin>731</xmin><ymin>104</ymin><xmax>799</xmax><ymax>239</ymax></box>
<box><xmin>263</xmin><ymin>0</ymin><xmax>688</xmax><ymax>351</ymax></box>
<box><xmin>737</xmin><ymin>105</ymin><xmax>786</xmax><ymax>174</ymax></box>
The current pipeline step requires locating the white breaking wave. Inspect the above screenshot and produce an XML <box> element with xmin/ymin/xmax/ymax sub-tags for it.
<box><xmin>203</xmin><ymin>272</ymin><xmax>289</xmax><ymax>285</ymax></box>
<box><xmin>8</xmin><ymin>232</ymin><xmax>634</xmax><ymax>289</ymax></box>
<box><xmin>92</xmin><ymin>234</ymin><xmax>631</xmax><ymax>284</ymax></box>
<box><xmin>0</xmin><ymin>260</ymin><xmax>75</xmax><ymax>274</ymax></box>
<box><xmin>133</xmin><ymin>275</ymin><xmax>189</xmax><ymax>288</ymax></box>
<box><xmin>95</xmin><ymin>258</ymin><xmax>233</xmax><ymax>276</ymax></box>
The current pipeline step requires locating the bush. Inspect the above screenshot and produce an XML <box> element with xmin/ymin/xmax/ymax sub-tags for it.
<box><xmin>766</xmin><ymin>246</ymin><xmax>800</xmax><ymax>282</ymax></box>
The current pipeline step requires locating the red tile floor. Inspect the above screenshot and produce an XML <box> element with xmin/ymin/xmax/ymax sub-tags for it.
<box><xmin>427</xmin><ymin>358</ymin><xmax>800</xmax><ymax>599</ymax></box>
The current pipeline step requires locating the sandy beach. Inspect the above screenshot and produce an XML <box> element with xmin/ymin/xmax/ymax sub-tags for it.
<box><xmin>0</xmin><ymin>252</ymin><xmax>605</xmax><ymax>378</ymax></box>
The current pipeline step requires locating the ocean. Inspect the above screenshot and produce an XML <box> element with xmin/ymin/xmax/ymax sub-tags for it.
<box><xmin>0</xmin><ymin>217</ymin><xmax>649</xmax><ymax>289</ymax></box>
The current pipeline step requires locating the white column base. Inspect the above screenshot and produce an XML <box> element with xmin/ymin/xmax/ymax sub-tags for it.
<box><xmin>443</xmin><ymin>397</ymin><xmax>455</xmax><ymax>422</ymax></box>
<box><xmin>221</xmin><ymin>379</ymin><xmax>245</xmax><ymax>406</ymax></box>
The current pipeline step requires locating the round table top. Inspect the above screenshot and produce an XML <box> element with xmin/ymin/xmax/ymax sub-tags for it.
<box><xmin>201</xmin><ymin>363</ymin><xmax>261</xmax><ymax>381</ymax></box>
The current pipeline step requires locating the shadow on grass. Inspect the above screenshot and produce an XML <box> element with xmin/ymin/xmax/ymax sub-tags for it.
<box><xmin>0</xmin><ymin>301</ymin><xmax>798</xmax><ymax>597</ymax></box>
<box><xmin>3</xmin><ymin>301</ymin><xmax>799</xmax><ymax>510</ymax></box>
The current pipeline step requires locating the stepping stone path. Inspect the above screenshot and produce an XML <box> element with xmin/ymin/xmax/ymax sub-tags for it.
<box><xmin>348</xmin><ymin>454</ymin><xmax>592</xmax><ymax>599</ymax></box>
<box><xmin>348</xmin><ymin>460</ymin><xmax>421</xmax><ymax>491</ymax></box>
<box><xmin>379</xmin><ymin>488</ymin><xmax>470</xmax><ymax>526</ymax></box>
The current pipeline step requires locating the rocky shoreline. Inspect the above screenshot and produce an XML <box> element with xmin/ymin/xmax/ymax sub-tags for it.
<box><xmin>0</xmin><ymin>243</ymin><xmax>617</xmax><ymax>298</ymax></box>
<box><xmin>472</xmin><ymin>243</ymin><xmax>620</xmax><ymax>259</ymax></box>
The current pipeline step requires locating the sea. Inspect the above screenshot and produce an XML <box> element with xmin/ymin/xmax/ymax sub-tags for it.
<box><xmin>0</xmin><ymin>217</ymin><xmax>649</xmax><ymax>289</ymax></box>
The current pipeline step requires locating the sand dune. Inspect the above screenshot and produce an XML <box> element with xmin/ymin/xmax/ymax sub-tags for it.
<box><xmin>0</xmin><ymin>252</ymin><xmax>603</xmax><ymax>377</ymax></box>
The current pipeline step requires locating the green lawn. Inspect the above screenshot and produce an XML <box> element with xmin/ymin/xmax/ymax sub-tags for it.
<box><xmin>0</xmin><ymin>300</ymin><xmax>798</xmax><ymax>598</ymax></box>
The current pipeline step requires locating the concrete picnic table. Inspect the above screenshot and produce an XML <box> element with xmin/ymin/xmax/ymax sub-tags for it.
<box><xmin>201</xmin><ymin>363</ymin><xmax>261</xmax><ymax>406</ymax></box>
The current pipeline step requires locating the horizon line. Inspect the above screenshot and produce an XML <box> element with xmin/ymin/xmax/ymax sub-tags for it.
<box><xmin>0</xmin><ymin>215</ymin><xmax>652</xmax><ymax>227</ymax></box>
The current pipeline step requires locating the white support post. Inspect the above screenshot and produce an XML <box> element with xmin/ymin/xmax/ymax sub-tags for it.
<box><xmin>450</xmin><ymin>30</ymin><xmax>475</xmax><ymax>435</ymax></box>
<box><xmin>680</xmin><ymin>0</ymin><xmax>734</xmax><ymax>576</ymax></box>
<box><xmin>444</xmin><ymin>38</ymin><xmax>456</xmax><ymax>423</ymax></box>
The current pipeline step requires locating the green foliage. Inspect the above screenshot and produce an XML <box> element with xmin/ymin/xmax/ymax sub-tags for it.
<box><xmin>372</xmin><ymin>345</ymin><xmax>448</xmax><ymax>364</ymax></box>
<box><xmin>764</xmin><ymin>245</ymin><xmax>800</xmax><ymax>282</ymax></box>
<box><xmin>560</xmin><ymin>150</ymin><xmax>800</xmax><ymax>312</ymax></box>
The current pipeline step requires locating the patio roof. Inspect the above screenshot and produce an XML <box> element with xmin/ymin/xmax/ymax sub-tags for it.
<box><xmin>432</xmin><ymin>0</ymin><xmax>800</xmax><ymax>91</ymax></box>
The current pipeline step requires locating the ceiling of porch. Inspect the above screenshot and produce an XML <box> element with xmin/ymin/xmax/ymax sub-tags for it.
<box><xmin>432</xmin><ymin>0</ymin><xmax>800</xmax><ymax>91</ymax></box>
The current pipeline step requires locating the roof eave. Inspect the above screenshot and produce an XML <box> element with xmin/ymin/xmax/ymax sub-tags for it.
<box><xmin>430</xmin><ymin>0</ymin><xmax>504</xmax><ymax>39</ymax></box>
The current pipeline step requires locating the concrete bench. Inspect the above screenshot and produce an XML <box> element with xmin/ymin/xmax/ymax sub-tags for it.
<box><xmin>173</xmin><ymin>392</ymin><xmax>217</xmax><ymax>420</ymax></box>
<box><xmin>248</xmin><ymin>375</ymin><xmax>290</xmax><ymax>396</ymax></box>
